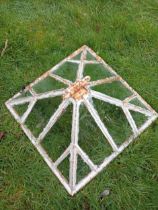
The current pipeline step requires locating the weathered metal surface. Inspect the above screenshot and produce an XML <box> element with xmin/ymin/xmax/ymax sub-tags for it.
<box><xmin>63</xmin><ymin>76</ymin><xmax>90</xmax><ymax>100</ymax></box>
<box><xmin>5</xmin><ymin>45</ymin><xmax>158</xmax><ymax>196</ymax></box>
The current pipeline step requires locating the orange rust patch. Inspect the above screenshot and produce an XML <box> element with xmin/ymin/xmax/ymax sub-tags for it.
<box><xmin>64</xmin><ymin>76</ymin><xmax>90</xmax><ymax>100</ymax></box>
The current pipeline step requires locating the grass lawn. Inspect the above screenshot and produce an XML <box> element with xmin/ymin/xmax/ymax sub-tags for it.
<box><xmin>0</xmin><ymin>0</ymin><xmax>158</xmax><ymax>209</ymax></box>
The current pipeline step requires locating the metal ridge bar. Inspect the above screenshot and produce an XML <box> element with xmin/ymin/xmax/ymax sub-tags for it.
<box><xmin>77</xmin><ymin>46</ymin><xmax>87</xmax><ymax>79</ymax></box>
<box><xmin>8</xmin><ymin>89</ymin><xmax>65</xmax><ymax>106</ymax></box>
<box><xmin>37</xmin><ymin>99</ymin><xmax>70</xmax><ymax>143</ymax></box>
<box><xmin>91</xmin><ymin>90</ymin><xmax>153</xmax><ymax>117</ymax></box>
<box><xmin>69</xmin><ymin>101</ymin><xmax>80</xmax><ymax>190</ymax></box>
<box><xmin>49</xmin><ymin>73</ymin><xmax>72</xmax><ymax>85</ymax></box>
<box><xmin>76</xmin><ymin>145</ymin><xmax>97</xmax><ymax>171</ymax></box>
<box><xmin>122</xmin><ymin>106</ymin><xmax>138</xmax><ymax>136</ymax></box>
<box><xmin>89</xmin><ymin>76</ymin><xmax>120</xmax><ymax>87</ymax></box>
<box><xmin>21</xmin><ymin>99</ymin><xmax>37</xmax><ymax>123</ymax></box>
<box><xmin>54</xmin><ymin>145</ymin><xmax>71</xmax><ymax>167</ymax></box>
<box><xmin>83</xmin><ymin>97</ymin><xmax>118</xmax><ymax>152</ymax></box>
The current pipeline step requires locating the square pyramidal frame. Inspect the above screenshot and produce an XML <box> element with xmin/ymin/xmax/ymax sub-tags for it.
<box><xmin>5</xmin><ymin>45</ymin><xmax>158</xmax><ymax>196</ymax></box>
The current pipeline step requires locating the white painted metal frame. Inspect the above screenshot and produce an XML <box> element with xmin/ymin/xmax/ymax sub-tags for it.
<box><xmin>5</xmin><ymin>45</ymin><xmax>158</xmax><ymax>196</ymax></box>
